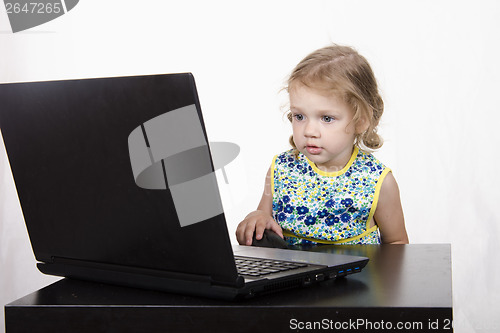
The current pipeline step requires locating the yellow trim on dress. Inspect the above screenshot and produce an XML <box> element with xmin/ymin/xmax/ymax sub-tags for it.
<box><xmin>304</xmin><ymin>146</ymin><xmax>359</xmax><ymax>177</ymax></box>
<box><xmin>365</xmin><ymin>167</ymin><xmax>391</xmax><ymax>230</ymax></box>
<box><xmin>270</xmin><ymin>155</ymin><xmax>278</xmax><ymax>195</ymax></box>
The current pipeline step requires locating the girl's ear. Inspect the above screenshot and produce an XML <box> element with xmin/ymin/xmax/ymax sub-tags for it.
<box><xmin>355</xmin><ymin>115</ymin><xmax>370</xmax><ymax>134</ymax></box>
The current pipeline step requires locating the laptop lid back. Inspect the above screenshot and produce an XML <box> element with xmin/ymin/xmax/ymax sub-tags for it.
<box><xmin>0</xmin><ymin>73</ymin><xmax>240</xmax><ymax>286</ymax></box>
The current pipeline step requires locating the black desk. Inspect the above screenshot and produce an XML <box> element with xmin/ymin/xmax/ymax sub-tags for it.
<box><xmin>5</xmin><ymin>244</ymin><xmax>453</xmax><ymax>332</ymax></box>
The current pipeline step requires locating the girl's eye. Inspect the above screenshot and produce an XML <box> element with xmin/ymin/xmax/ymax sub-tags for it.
<box><xmin>322</xmin><ymin>116</ymin><xmax>335</xmax><ymax>123</ymax></box>
<box><xmin>293</xmin><ymin>114</ymin><xmax>304</xmax><ymax>121</ymax></box>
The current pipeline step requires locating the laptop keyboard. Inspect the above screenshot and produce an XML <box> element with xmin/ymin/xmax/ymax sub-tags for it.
<box><xmin>234</xmin><ymin>255</ymin><xmax>308</xmax><ymax>277</ymax></box>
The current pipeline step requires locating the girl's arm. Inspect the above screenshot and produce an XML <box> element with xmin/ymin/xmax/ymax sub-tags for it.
<box><xmin>374</xmin><ymin>172</ymin><xmax>409</xmax><ymax>244</ymax></box>
<box><xmin>235</xmin><ymin>167</ymin><xmax>283</xmax><ymax>245</ymax></box>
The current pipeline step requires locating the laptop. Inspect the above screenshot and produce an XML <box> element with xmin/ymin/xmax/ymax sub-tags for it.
<box><xmin>0</xmin><ymin>73</ymin><xmax>368</xmax><ymax>299</ymax></box>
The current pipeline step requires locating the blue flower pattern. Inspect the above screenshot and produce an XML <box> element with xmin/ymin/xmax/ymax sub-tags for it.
<box><xmin>272</xmin><ymin>148</ymin><xmax>387</xmax><ymax>245</ymax></box>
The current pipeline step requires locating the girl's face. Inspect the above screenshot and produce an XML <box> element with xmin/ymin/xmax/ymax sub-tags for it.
<box><xmin>289</xmin><ymin>83</ymin><xmax>357</xmax><ymax>172</ymax></box>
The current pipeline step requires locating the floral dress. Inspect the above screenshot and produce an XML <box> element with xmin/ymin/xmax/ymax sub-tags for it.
<box><xmin>271</xmin><ymin>147</ymin><xmax>390</xmax><ymax>245</ymax></box>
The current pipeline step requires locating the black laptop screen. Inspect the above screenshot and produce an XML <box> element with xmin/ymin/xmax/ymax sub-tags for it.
<box><xmin>0</xmin><ymin>73</ymin><xmax>239</xmax><ymax>284</ymax></box>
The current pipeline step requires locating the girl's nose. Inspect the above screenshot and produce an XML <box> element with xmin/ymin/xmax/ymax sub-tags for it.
<box><xmin>304</xmin><ymin>121</ymin><xmax>319</xmax><ymax>138</ymax></box>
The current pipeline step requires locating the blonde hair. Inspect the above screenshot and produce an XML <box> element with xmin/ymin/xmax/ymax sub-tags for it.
<box><xmin>286</xmin><ymin>44</ymin><xmax>384</xmax><ymax>154</ymax></box>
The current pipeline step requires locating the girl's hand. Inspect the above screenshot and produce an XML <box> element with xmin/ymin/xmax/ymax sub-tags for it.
<box><xmin>235</xmin><ymin>210</ymin><xmax>283</xmax><ymax>246</ymax></box>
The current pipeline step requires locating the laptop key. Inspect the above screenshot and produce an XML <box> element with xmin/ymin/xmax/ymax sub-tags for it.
<box><xmin>234</xmin><ymin>255</ymin><xmax>309</xmax><ymax>277</ymax></box>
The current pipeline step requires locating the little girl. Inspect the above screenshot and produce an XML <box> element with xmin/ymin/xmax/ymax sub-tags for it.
<box><xmin>236</xmin><ymin>45</ymin><xmax>409</xmax><ymax>246</ymax></box>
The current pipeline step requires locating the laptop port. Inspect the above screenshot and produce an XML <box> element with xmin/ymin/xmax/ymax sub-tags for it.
<box><xmin>315</xmin><ymin>273</ymin><xmax>325</xmax><ymax>281</ymax></box>
<box><xmin>303</xmin><ymin>276</ymin><xmax>312</xmax><ymax>286</ymax></box>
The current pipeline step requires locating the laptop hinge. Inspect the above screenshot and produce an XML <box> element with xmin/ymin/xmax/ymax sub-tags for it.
<box><xmin>50</xmin><ymin>256</ymin><xmax>214</xmax><ymax>284</ymax></box>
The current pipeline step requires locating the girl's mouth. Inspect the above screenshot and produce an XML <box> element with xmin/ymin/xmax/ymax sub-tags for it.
<box><xmin>306</xmin><ymin>145</ymin><xmax>322</xmax><ymax>155</ymax></box>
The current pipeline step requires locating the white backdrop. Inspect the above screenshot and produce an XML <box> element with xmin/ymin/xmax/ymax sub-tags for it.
<box><xmin>1</xmin><ymin>1</ymin><xmax>499</xmax><ymax>332</ymax></box>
